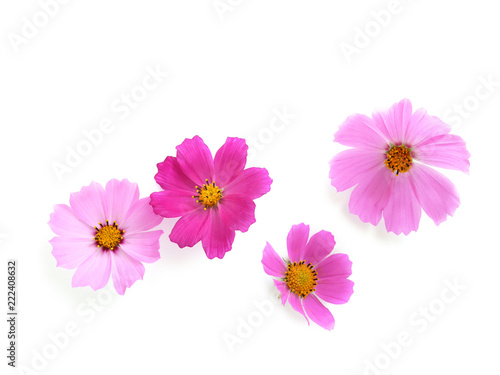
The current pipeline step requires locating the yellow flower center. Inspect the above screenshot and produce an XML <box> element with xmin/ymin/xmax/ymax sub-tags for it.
<box><xmin>94</xmin><ymin>221</ymin><xmax>124</xmax><ymax>251</ymax></box>
<box><xmin>193</xmin><ymin>180</ymin><xmax>222</xmax><ymax>209</ymax></box>
<box><xmin>285</xmin><ymin>261</ymin><xmax>318</xmax><ymax>298</ymax></box>
<box><xmin>385</xmin><ymin>145</ymin><xmax>413</xmax><ymax>175</ymax></box>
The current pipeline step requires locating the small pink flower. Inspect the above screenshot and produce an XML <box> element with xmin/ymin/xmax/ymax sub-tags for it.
<box><xmin>150</xmin><ymin>136</ymin><xmax>272</xmax><ymax>259</ymax></box>
<box><xmin>330</xmin><ymin>99</ymin><xmax>471</xmax><ymax>235</ymax></box>
<box><xmin>48</xmin><ymin>179</ymin><xmax>163</xmax><ymax>295</ymax></box>
<box><xmin>261</xmin><ymin>224</ymin><xmax>354</xmax><ymax>330</ymax></box>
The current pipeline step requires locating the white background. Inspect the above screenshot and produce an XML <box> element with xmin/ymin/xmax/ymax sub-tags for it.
<box><xmin>1</xmin><ymin>1</ymin><xmax>499</xmax><ymax>374</ymax></box>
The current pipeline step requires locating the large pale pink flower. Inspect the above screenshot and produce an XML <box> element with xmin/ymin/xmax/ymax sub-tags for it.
<box><xmin>48</xmin><ymin>179</ymin><xmax>163</xmax><ymax>295</ymax></box>
<box><xmin>150</xmin><ymin>136</ymin><xmax>272</xmax><ymax>259</ymax></box>
<box><xmin>329</xmin><ymin>99</ymin><xmax>470</xmax><ymax>235</ymax></box>
<box><xmin>261</xmin><ymin>224</ymin><xmax>354</xmax><ymax>330</ymax></box>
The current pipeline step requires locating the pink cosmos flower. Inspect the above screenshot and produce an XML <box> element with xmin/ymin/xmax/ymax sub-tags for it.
<box><xmin>48</xmin><ymin>179</ymin><xmax>163</xmax><ymax>295</ymax></box>
<box><xmin>329</xmin><ymin>99</ymin><xmax>470</xmax><ymax>235</ymax></box>
<box><xmin>261</xmin><ymin>224</ymin><xmax>354</xmax><ymax>330</ymax></box>
<box><xmin>150</xmin><ymin>136</ymin><xmax>272</xmax><ymax>259</ymax></box>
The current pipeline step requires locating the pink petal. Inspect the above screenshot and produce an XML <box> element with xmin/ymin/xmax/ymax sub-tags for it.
<box><xmin>48</xmin><ymin>204</ymin><xmax>94</xmax><ymax>238</ymax></box>
<box><xmin>120</xmin><ymin>230</ymin><xmax>163</xmax><ymax>263</ymax></box>
<box><xmin>69</xmin><ymin>181</ymin><xmax>106</xmax><ymax>227</ymax></box>
<box><xmin>123</xmin><ymin>197</ymin><xmax>163</xmax><ymax>233</ymax></box>
<box><xmin>72</xmin><ymin>249</ymin><xmax>112</xmax><ymax>291</ymax></box>
<box><xmin>372</xmin><ymin>98</ymin><xmax>413</xmax><ymax>145</ymax></box>
<box><xmin>150</xmin><ymin>190</ymin><xmax>198</xmax><ymax>219</ymax></box>
<box><xmin>413</xmin><ymin>134</ymin><xmax>470</xmax><ymax>173</ymax></box>
<box><xmin>214</xmin><ymin>137</ymin><xmax>248</xmax><ymax>187</ymax></box>
<box><xmin>304</xmin><ymin>230</ymin><xmax>336</xmax><ymax>265</ymax></box>
<box><xmin>410</xmin><ymin>164</ymin><xmax>460</xmax><ymax>225</ymax></box>
<box><xmin>404</xmin><ymin>108</ymin><xmax>451</xmax><ymax>148</ymax></box>
<box><xmin>103</xmin><ymin>179</ymin><xmax>139</xmax><ymax>224</ymax></box>
<box><xmin>169</xmin><ymin>207</ymin><xmax>210</xmax><ymax>248</ymax></box>
<box><xmin>201</xmin><ymin>208</ymin><xmax>236</xmax><ymax>259</ymax></box>
<box><xmin>315</xmin><ymin>278</ymin><xmax>354</xmax><ymax>305</ymax></box>
<box><xmin>334</xmin><ymin>113</ymin><xmax>388</xmax><ymax>150</ymax></box>
<box><xmin>383</xmin><ymin>173</ymin><xmax>422</xmax><ymax>235</ymax></box>
<box><xmin>110</xmin><ymin>248</ymin><xmax>145</xmax><ymax>295</ymax></box>
<box><xmin>274</xmin><ymin>279</ymin><xmax>290</xmax><ymax>306</ymax></box>
<box><xmin>218</xmin><ymin>194</ymin><xmax>256</xmax><ymax>232</ymax></box>
<box><xmin>302</xmin><ymin>294</ymin><xmax>335</xmax><ymax>330</ymax></box>
<box><xmin>329</xmin><ymin>149</ymin><xmax>387</xmax><ymax>192</ymax></box>
<box><xmin>286</xmin><ymin>223</ymin><xmax>310</xmax><ymax>263</ymax></box>
<box><xmin>316</xmin><ymin>253</ymin><xmax>353</xmax><ymax>279</ymax></box>
<box><xmin>288</xmin><ymin>292</ymin><xmax>309</xmax><ymax>325</ymax></box>
<box><xmin>262</xmin><ymin>242</ymin><xmax>286</xmax><ymax>277</ymax></box>
<box><xmin>50</xmin><ymin>237</ymin><xmax>98</xmax><ymax>269</ymax></box>
<box><xmin>155</xmin><ymin>156</ymin><xmax>197</xmax><ymax>193</ymax></box>
<box><xmin>176</xmin><ymin>136</ymin><xmax>214</xmax><ymax>186</ymax></box>
<box><xmin>223</xmin><ymin>167</ymin><xmax>272</xmax><ymax>200</ymax></box>
<box><xmin>348</xmin><ymin>166</ymin><xmax>394</xmax><ymax>226</ymax></box>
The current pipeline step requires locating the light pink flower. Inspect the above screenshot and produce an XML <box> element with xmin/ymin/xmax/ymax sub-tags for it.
<box><xmin>329</xmin><ymin>99</ymin><xmax>470</xmax><ymax>235</ymax></box>
<box><xmin>150</xmin><ymin>136</ymin><xmax>272</xmax><ymax>259</ymax></box>
<box><xmin>261</xmin><ymin>224</ymin><xmax>354</xmax><ymax>330</ymax></box>
<box><xmin>48</xmin><ymin>179</ymin><xmax>163</xmax><ymax>295</ymax></box>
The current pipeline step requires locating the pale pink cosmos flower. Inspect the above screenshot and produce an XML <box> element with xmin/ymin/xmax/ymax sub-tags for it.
<box><xmin>150</xmin><ymin>136</ymin><xmax>272</xmax><ymax>259</ymax></box>
<box><xmin>329</xmin><ymin>99</ymin><xmax>470</xmax><ymax>235</ymax></box>
<box><xmin>261</xmin><ymin>224</ymin><xmax>354</xmax><ymax>330</ymax></box>
<box><xmin>48</xmin><ymin>179</ymin><xmax>163</xmax><ymax>295</ymax></box>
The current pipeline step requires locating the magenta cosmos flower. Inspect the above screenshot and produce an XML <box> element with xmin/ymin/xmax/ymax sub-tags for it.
<box><xmin>329</xmin><ymin>99</ymin><xmax>470</xmax><ymax>235</ymax></box>
<box><xmin>48</xmin><ymin>179</ymin><xmax>163</xmax><ymax>295</ymax></box>
<box><xmin>261</xmin><ymin>224</ymin><xmax>354</xmax><ymax>330</ymax></box>
<box><xmin>150</xmin><ymin>136</ymin><xmax>272</xmax><ymax>259</ymax></box>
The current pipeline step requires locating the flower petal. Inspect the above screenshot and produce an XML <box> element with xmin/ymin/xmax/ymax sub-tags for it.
<box><xmin>316</xmin><ymin>253</ymin><xmax>353</xmax><ymax>280</ymax></box>
<box><xmin>214</xmin><ymin>137</ymin><xmax>248</xmax><ymax>187</ymax></box>
<box><xmin>176</xmin><ymin>136</ymin><xmax>214</xmax><ymax>186</ymax></box>
<box><xmin>69</xmin><ymin>181</ymin><xmax>106</xmax><ymax>227</ymax></box>
<box><xmin>218</xmin><ymin>194</ymin><xmax>256</xmax><ymax>232</ymax></box>
<box><xmin>72</xmin><ymin>249</ymin><xmax>112</xmax><ymax>291</ymax></box>
<box><xmin>334</xmin><ymin>113</ymin><xmax>388</xmax><ymax>150</ymax></box>
<box><xmin>103</xmin><ymin>179</ymin><xmax>139</xmax><ymax>224</ymax></box>
<box><xmin>169</xmin><ymin>207</ymin><xmax>210</xmax><ymax>248</ymax></box>
<box><xmin>50</xmin><ymin>237</ymin><xmax>98</xmax><ymax>269</ymax></box>
<box><xmin>123</xmin><ymin>197</ymin><xmax>163</xmax><ymax>233</ymax></box>
<box><xmin>304</xmin><ymin>230</ymin><xmax>336</xmax><ymax>265</ymax></box>
<box><xmin>120</xmin><ymin>230</ymin><xmax>163</xmax><ymax>263</ymax></box>
<box><xmin>201</xmin><ymin>208</ymin><xmax>236</xmax><ymax>259</ymax></box>
<box><xmin>302</xmin><ymin>294</ymin><xmax>335</xmax><ymax>330</ymax></box>
<box><xmin>315</xmin><ymin>278</ymin><xmax>354</xmax><ymax>305</ymax></box>
<box><xmin>383</xmin><ymin>173</ymin><xmax>422</xmax><ymax>235</ymax></box>
<box><xmin>110</xmin><ymin>248</ymin><xmax>145</xmax><ymax>295</ymax></box>
<box><xmin>262</xmin><ymin>242</ymin><xmax>286</xmax><ymax>277</ymax></box>
<box><xmin>150</xmin><ymin>190</ymin><xmax>198</xmax><ymax>219</ymax></box>
<box><xmin>288</xmin><ymin>292</ymin><xmax>309</xmax><ymax>325</ymax></box>
<box><xmin>348</xmin><ymin>166</ymin><xmax>394</xmax><ymax>226</ymax></box>
<box><xmin>329</xmin><ymin>148</ymin><xmax>387</xmax><ymax>192</ymax></box>
<box><xmin>155</xmin><ymin>156</ymin><xmax>197</xmax><ymax>193</ymax></box>
<box><xmin>286</xmin><ymin>223</ymin><xmax>310</xmax><ymax>263</ymax></box>
<box><xmin>404</xmin><ymin>108</ymin><xmax>451</xmax><ymax>148</ymax></box>
<box><xmin>223</xmin><ymin>167</ymin><xmax>272</xmax><ymax>200</ymax></box>
<box><xmin>410</xmin><ymin>164</ymin><xmax>460</xmax><ymax>225</ymax></box>
<box><xmin>413</xmin><ymin>134</ymin><xmax>470</xmax><ymax>173</ymax></box>
<box><xmin>48</xmin><ymin>204</ymin><xmax>94</xmax><ymax>238</ymax></box>
<box><xmin>274</xmin><ymin>279</ymin><xmax>290</xmax><ymax>306</ymax></box>
<box><xmin>372</xmin><ymin>98</ymin><xmax>413</xmax><ymax>145</ymax></box>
